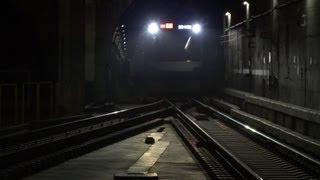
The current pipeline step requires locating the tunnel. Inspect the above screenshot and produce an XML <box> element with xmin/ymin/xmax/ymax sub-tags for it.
<box><xmin>112</xmin><ymin>0</ymin><xmax>225</xmax><ymax>96</ymax></box>
<box><xmin>1</xmin><ymin>0</ymin><xmax>320</xmax><ymax>179</ymax></box>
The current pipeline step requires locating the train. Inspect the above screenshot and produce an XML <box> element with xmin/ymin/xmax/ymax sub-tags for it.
<box><xmin>131</xmin><ymin>22</ymin><xmax>202</xmax><ymax>74</ymax></box>
<box><xmin>127</xmin><ymin>19</ymin><xmax>223</xmax><ymax>95</ymax></box>
<box><xmin>113</xmin><ymin>1</ymin><xmax>224</xmax><ymax>95</ymax></box>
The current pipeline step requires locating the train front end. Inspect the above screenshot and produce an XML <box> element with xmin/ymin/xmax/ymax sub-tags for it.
<box><xmin>131</xmin><ymin>21</ymin><xmax>210</xmax><ymax>94</ymax></box>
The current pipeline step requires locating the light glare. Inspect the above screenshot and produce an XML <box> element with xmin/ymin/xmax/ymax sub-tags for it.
<box><xmin>178</xmin><ymin>25</ymin><xmax>192</xmax><ymax>30</ymax></box>
<box><xmin>165</xmin><ymin>23</ymin><xmax>174</xmax><ymax>29</ymax></box>
<box><xmin>192</xmin><ymin>24</ymin><xmax>201</xmax><ymax>34</ymax></box>
<box><xmin>148</xmin><ymin>23</ymin><xmax>159</xmax><ymax>34</ymax></box>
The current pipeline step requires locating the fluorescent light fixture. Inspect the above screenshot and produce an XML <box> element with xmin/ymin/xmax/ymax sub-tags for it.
<box><xmin>148</xmin><ymin>22</ymin><xmax>159</xmax><ymax>34</ymax></box>
<box><xmin>192</xmin><ymin>24</ymin><xmax>201</xmax><ymax>34</ymax></box>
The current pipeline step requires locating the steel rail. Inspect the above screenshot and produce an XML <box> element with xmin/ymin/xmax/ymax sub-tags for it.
<box><xmin>0</xmin><ymin>100</ymin><xmax>167</xmax><ymax>147</ymax></box>
<box><xmin>166</xmin><ymin>99</ymin><xmax>262</xmax><ymax>180</ymax></box>
<box><xmin>194</xmin><ymin>99</ymin><xmax>320</xmax><ymax>174</ymax></box>
<box><xmin>0</xmin><ymin>107</ymin><xmax>173</xmax><ymax>166</ymax></box>
<box><xmin>0</xmin><ymin>118</ymin><xmax>166</xmax><ymax>180</ymax></box>
<box><xmin>171</xmin><ymin>118</ymin><xmax>236</xmax><ymax>179</ymax></box>
<box><xmin>0</xmin><ymin>105</ymin><xmax>173</xmax><ymax>179</ymax></box>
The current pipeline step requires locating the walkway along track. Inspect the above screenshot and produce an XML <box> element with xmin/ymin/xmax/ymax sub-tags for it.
<box><xmin>1</xmin><ymin>99</ymin><xmax>319</xmax><ymax>179</ymax></box>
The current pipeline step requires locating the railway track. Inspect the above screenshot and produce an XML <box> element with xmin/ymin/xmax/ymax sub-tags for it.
<box><xmin>170</xmin><ymin>98</ymin><xmax>320</xmax><ymax>179</ymax></box>
<box><xmin>1</xmin><ymin>98</ymin><xmax>319</xmax><ymax>179</ymax></box>
<box><xmin>170</xmin><ymin>111</ymin><xmax>254</xmax><ymax>179</ymax></box>
<box><xmin>0</xmin><ymin>100</ymin><xmax>172</xmax><ymax>179</ymax></box>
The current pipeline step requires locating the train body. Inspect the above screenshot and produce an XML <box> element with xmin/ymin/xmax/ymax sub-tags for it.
<box><xmin>113</xmin><ymin>0</ymin><xmax>226</xmax><ymax>95</ymax></box>
<box><xmin>127</xmin><ymin>19</ymin><xmax>223</xmax><ymax>95</ymax></box>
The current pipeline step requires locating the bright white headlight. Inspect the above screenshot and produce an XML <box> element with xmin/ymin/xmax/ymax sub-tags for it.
<box><xmin>192</xmin><ymin>24</ymin><xmax>202</xmax><ymax>34</ymax></box>
<box><xmin>148</xmin><ymin>23</ymin><xmax>159</xmax><ymax>34</ymax></box>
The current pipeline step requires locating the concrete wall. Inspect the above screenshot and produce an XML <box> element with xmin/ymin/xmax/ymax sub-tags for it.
<box><xmin>55</xmin><ymin>0</ymin><xmax>132</xmax><ymax>115</ymax></box>
<box><xmin>0</xmin><ymin>0</ymin><xmax>133</xmax><ymax>127</ymax></box>
<box><xmin>224</xmin><ymin>0</ymin><xmax>320</xmax><ymax>110</ymax></box>
<box><xmin>92</xmin><ymin>0</ymin><xmax>132</xmax><ymax>102</ymax></box>
<box><xmin>57</xmin><ymin>0</ymin><xmax>86</xmax><ymax>114</ymax></box>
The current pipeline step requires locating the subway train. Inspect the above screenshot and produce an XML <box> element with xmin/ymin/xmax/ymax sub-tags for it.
<box><xmin>131</xmin><ymin>22</ymin><xmax>203</xmax><ymax>76</ymax></box>
<box><xmin>114</xmin><ymin>0</ymin><xmax>224</xmax><ymax>95</ymax></box>
<box><xmin>128</xmin><ymin>19</ymin><xmax>224</xmax><ymax>95</ymax></box>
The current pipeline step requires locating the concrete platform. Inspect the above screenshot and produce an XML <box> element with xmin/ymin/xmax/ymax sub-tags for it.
<box><xmin>25</xmin><ymin>124</ymin><xmax>208</xmax><ymax>180</ymax></box>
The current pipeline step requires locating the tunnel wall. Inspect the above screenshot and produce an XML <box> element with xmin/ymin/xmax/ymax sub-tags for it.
<box><xmin>0</xmin><ymin>0</ymin><xmax>133</xmax><ymax>128</ymax></box>
<box><xmin>224</xmin><ymin>0</ymin><xmax>320</xmax><ymax>110</ymax></box>
<box><xmin>57</xmin><ymin>0</ymin><xmax>133</xmax><ymax>114</ymax></box>
<box><xmin>93</xmin><ymin>0</ymin><xmax>133</xmax><ymax>102</ymax></box>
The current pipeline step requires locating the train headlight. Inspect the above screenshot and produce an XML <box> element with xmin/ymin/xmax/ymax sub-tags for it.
<box><xmin>148</xmin><ymin>23</ymin><xmax>159</xmax><ymax>34</ymax></box>
<box><xmin>192</xmin><ymin>24</ymin><xmax>202</xmax><ymax>34</ymax></box>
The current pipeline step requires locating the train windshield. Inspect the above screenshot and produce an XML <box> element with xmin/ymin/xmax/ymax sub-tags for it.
<box><xmin>145</xmin><ymin>27</ymin><xmax>203</xmax><ymax>62</ymax></box>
